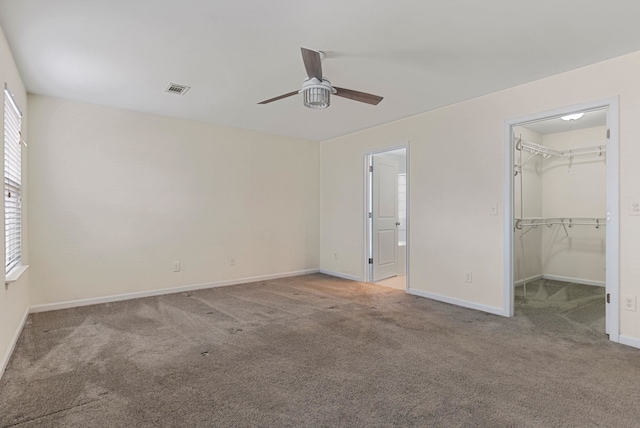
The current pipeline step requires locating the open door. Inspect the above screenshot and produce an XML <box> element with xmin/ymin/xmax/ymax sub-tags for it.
<box><xmin>372</xmin><ymin>155</ymin><xmax>399</xmax><ymax>281</ymax></box>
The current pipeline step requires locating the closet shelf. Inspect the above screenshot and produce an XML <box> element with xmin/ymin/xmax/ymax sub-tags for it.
<box><xmin>517</xmin><ymin>139</ymin><xmax>606</xmax><ymax>159</ymax></box>
<box><xmin>515</xmin><ymin>217</ymin><xmax>606</xmax><ymax>230</ymax></box>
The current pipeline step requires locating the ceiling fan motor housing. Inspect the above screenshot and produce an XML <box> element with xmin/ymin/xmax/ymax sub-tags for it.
<box><xmin>257</xmin><ymin>48</ymin><xmax>382</xmax><ymax>107</ymax></box>
<box><xmin>300</xmin><ymin>77</ymin><xmax>336</xmax><ymax>109</ymax></box>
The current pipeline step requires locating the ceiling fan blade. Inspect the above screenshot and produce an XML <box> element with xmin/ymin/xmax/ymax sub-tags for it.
<box><xmin>333</xmin><ymin>87</ymin><xmax>383</xmax><ymax>105</ymax></box>
<box><xmin>257</xmin><ymin>90</ymin><xmax>299</xmax><ymax>104</ymax></box>
<box><xmin>301</xmin><ymin>47</ymin><xmax>323</xmax><ymax>80</ymax></box>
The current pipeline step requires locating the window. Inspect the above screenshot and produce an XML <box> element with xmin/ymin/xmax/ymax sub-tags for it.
<box><xmin>398</xmin><ymin>173</ymin><xmax>406</xmax><ymax>245</ymax></box>
<box><xmin>4</xmin><ymin>85</ymin><xmax>22</xmax><ymax>275</ymax></box>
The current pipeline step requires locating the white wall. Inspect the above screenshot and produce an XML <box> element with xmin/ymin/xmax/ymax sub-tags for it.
<box><xmin>541</xmin><ymin>126</ymin><xmax>607</xmax><ymax>284</ymax></box>
<box><xmin>0</xmin><ymin>24</ymin><xmax>29</xmax><ymax>376</ymax></box>
<box><xmin>513</xmin><ymin>126</ymin><xmax>543</xmax><ymax>282</ymax></box>
<box><xmin>320</xmin><ymin>50</ymin><xmax>640</xmax><ymax>341</ymax></box>
<box><xmin>27</xmin><ymin>95</ymin><xmax>319</xmax><ymax>306</ymax></box>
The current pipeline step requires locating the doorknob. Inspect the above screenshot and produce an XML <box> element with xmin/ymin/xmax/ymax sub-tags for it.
<box><xmin>396</xmin><ymin>222</ymin><xmax>401</xmax><ymax>226</ymax></box>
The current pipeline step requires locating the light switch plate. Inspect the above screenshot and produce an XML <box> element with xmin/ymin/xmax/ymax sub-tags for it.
<box><xmin>490</xmin><ymin>204</ymin><xmax>498</xmax><ymax>216</ymax></box>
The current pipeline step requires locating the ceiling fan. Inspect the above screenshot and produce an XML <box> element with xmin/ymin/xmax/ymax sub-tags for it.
<box><xmin>258</xmin><ymin>47</ymin><xmax>384</xmax><ymax>109</ymax></box>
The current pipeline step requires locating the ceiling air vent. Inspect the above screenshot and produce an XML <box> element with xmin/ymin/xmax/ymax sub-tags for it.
<box><xmin>164</xmin><ymin>83</ymin><xmax>191</xmax><ymax>95</ymax></box>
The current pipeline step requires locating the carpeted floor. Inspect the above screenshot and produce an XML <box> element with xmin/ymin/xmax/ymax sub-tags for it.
<box><xmin>516</xmin><ymin>278</ymin><xmax>606</xmax><ymax>336</ymax></box>
<box><xmin>1</xmin><ymin>274</ymin><xmax>638</xmax><ymax>427</ymax></box>
<box><xmin>375</xmin><ymin>274</ymin><xmax>406</xmax><ymax>290</ymax></box>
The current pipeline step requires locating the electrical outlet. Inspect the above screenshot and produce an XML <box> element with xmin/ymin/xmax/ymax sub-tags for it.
<box><xmin>230</xmin><ymin>257</ymin><xmax>236</xmax><ymax>266</ymax></box>
<box><xmin>172</xmin><ymin>261</ymin><xmax>180</xmax><ymax>272</ymax></box>
<box><xmin>630</xmin><ymin>202</ymin><xmax>640</xmax><ymax>216</ymax></box>
<box><xmin>465</xmin><ymin>271</ymin><xmax>473</xmax><ymax>283</ymax></box>
<box><xmin>622</xmin><ymin>295</ymin><xmax>636</xmax><ymax>311</ymax></box>
<box><xmin>333</xmin><ymin>252</ymin><xmax>338</xmax><ymax>260</ymax></box>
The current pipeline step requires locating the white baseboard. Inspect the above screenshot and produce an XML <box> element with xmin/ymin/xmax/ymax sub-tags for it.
<box><xmin>408</xmin><ymin>288</ymin><xmax>505</xmax><ymax>316</ymax></box>
<box><xmin>0</xmin><ymin>307</ymin><xmax>29</xmax><ymax>381</ymax></box>
<box><xmin>541</xmin><ymin>274</ymin><xmax>605</xmax><ymax>287</ymax></box>
<box><xmin>318</xmin><ymin>269</ymin><xmax>362</xmax><ymax>282</ymax></box>
<box><xmin>618</xmin><ymin>335</ymin><xmax>640</xmax><ymax>350</ymax></box>
<box><xmin>513</xmin><ymin>274</ymin><xmax>543</xmax><ymax>287</ymax></box>
<box><xmin>30</xmin><ymin>268</ymin><xmax>320</xmax><ymax>313</ymax></box>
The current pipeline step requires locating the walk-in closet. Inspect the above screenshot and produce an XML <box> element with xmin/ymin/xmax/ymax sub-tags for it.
<box><xmin>513</xmin><ymin>109</ymin><xmax>608</xmax><ymax>335</ymax></box>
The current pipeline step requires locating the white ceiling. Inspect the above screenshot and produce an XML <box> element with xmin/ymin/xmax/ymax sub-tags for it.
<box><xmin>1</xmin><ymin>1</ymin><xmax>640</xmax><ymax>142</ymax></box>
<box><xmin>521</xmin><ymin>109</ymin><xmax>608</xmax><ymax>135</ymax></box>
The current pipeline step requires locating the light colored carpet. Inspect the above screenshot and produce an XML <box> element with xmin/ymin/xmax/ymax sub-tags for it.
<box><xmin>375</xmin><ymin>274</ymin><xmax>406</xmax><ymax>290</ymax></box>
<box><xmin>1</xmin><ymin>274</ymin><xmax>638</xmax><ymax>427</ymax></box>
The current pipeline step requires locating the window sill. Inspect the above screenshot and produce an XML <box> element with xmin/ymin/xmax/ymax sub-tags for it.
<box><xmin>5</xmin><ymin>265</ymin><xmax>29</xmax><ymax>284</ymax></box>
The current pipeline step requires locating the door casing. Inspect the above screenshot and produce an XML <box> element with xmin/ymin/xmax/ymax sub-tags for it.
<box><xmin>503</xmin><ymin>97</ymin><xmax>620</xmax><ymax>342</ymax></box>
<box><xmin>364</xmin><ymin>142</ymin><xmax>410</xmax><ymax>290</ymax></box>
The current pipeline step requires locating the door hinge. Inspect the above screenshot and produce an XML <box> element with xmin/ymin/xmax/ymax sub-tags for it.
<box><xmin>606</xmin><ymin>293</ymin><xmax>610</xmax><ymax>304</ymax></box>
<box><xmin>368</xmin><ymin>258</ymin><xmax>373</xmax><ymax>264</ymax></box>
<box><xmin>368</xmin><ymin>212</ymin><xmax>373</xmax><ymax>219</ymax></box>
<box><xmin>369</xmin><ymin>165</ymin><xmax>373</xmax><ymax>172</ymax></box>
<box><xmin>606</xmin><ymin>129</ymin><xmax>610</xmax><ymax>139</ymax></box>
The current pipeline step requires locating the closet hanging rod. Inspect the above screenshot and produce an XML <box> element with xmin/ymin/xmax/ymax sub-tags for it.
<box><xmin>515</xmin><ymin>217</ymin><xmax>606</xmax><ymax>230</ymax></box>
<box><xmin>515</xmin><ymin>139</ymin><xmax>606</xmax><ymax>158</ymax></box>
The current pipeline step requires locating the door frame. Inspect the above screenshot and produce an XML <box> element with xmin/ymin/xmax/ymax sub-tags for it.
<box><xmin>503</xmin><ymin>97</ymin><xmax>619</xmax><ymax>342</ymax></box>
<box><xmin>364</xmin><ymin>142</ymin><xmax>410</xmax><ymax>291</ymax></box>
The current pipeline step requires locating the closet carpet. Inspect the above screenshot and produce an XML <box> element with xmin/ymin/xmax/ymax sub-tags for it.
<box><xmin>515</xmin><ymin>278</ymin><xmax>606</xmax><ymax>335</ymax></box>
<box><xmin>1</xmin><ymin>274</ymin><xmax>638</xmax><ymax>427</ymax></box>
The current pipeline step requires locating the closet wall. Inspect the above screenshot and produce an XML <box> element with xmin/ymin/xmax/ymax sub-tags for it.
<box><xmin>514</xmin><ymin>126</ymin><xmax>543</xmax><ymax>283</ymax></box>
<box><xmin>541</xmin><ymin>126</ymin><xmax>607</xmax><ymax>285</ymax></box>
<box><xmin>515</xmin><ymin>124</ymin><xmax>606</xmax><ymax>286</ymax></box>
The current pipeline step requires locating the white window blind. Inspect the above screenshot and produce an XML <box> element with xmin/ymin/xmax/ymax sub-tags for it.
<box><xmin>4</xmin><ymin>86</ymin><xmax>22</xmax><ymax>274</ymax></box>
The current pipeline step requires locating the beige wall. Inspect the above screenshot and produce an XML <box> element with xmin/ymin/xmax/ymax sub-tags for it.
<box><xmin>541</xmin><ymin>126</ymin><xmax>607</xmax><ymax>284</ymax></box>
<box><xmin>320</xmin><ymin>51</ymin><xmax>640</xmax><ymax>341</ymax></box>
<box><xmin>27</xmin><ymin>95</ymin><xmax>319</xmax><ymax>305</ymax></box>
<box><xmin>0</xmin><ymin>25</ymin><xmax>30</xmax><ymax>375</ymax></box>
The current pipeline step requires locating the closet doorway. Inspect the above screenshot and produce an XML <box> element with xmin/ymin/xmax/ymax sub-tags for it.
<box><xmin>365</xmin><ymin>145</ymin><xmax>409</xmax><ymax>291</ymax></box>
<box><xmin>504</xmin><ymin>98</ymin><xmax>619</xmax><ymax>342</ymax></box>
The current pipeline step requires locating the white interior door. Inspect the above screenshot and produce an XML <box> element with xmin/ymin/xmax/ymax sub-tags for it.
<box><xmin>372</xmin><ymin>155</ymin><xmax>399</xmax><ymax>281</ymax></box>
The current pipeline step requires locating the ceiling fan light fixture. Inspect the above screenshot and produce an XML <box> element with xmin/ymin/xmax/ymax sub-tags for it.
<box><xmin>301</xmin><ymin>77</ymin><xmax>336</xmax><ymax>109</ymax></box>
<box><xmin>303</xmin><ymin>86</ymin><xmax>331</xmax><ymax>109</ymax></box>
